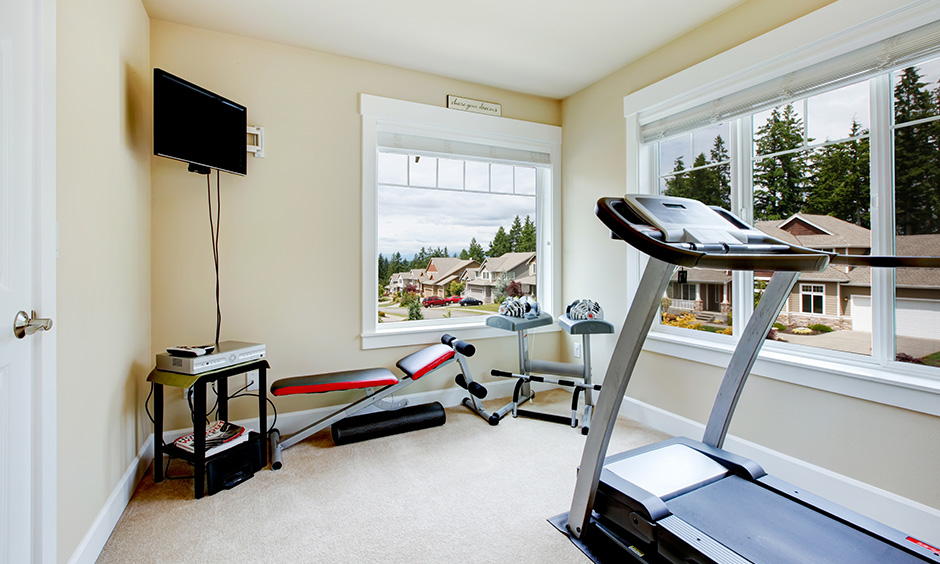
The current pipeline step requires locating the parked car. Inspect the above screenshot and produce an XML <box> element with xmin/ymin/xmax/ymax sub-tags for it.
<box><xmin>422</xmin><ymin>296</ymin><xmax>448</xmax><ymax>307</ymax></box>
<box><xmin>446</xmin><ymin>296</ymin><xmax>461</xmax><ymax>304</ymax></box>
<box><xmin>459</xmin><ymin>297</ymin><xmax>483</xmax><ymax>306</ymax></box>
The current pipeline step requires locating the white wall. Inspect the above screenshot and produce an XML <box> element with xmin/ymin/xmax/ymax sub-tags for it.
<box><xmin>56</xmin><ymin>0</ymin><xmax>152</xmax><ymax>561</ymax></box>
<box><xmin>149</xmin><ymin>20</ymin><xmax>564</xmax><ymax>431</ymax></box>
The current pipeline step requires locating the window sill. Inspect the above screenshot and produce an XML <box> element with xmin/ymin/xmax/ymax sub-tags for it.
<box><xmin>643</xmin><ymin>328</ymin><xmax>940</xmax><ymax>417</ymax></box>
<box><xmin>362</xmin><ymin>316</ymin><xmax>558</xmax><ymax>349</ymax></box>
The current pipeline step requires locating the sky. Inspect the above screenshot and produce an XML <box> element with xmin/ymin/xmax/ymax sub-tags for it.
<box><xmin>377</xmin><ymin>153</ymin><xmax>537</xmax><ymax>258</ymax></box>
<box><xmin>658</xmin><ymin>57</ymin><xmax>940</xmax><ymax>175</ymax></box>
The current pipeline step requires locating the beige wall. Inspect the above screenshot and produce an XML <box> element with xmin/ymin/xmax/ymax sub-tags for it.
<box><xmin>56</xmin><ymin>0</ymin><xmax>152</xmax><ymax>561</ymax></box>
<box><xmin>561</xmin><ymin>0</ymin><xmax>940</xmax><ymax>515</ymax></box>
<box><xmin>149</xmin><ymin>20</ymin><xmax>563</xmax><ymax>431</ymax></box>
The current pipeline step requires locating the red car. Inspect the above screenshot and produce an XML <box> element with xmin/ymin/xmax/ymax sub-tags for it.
<box><xmin>422</xmin><ymin>296</ymin><xmax>448</xmax><ymax>307</ymax></box>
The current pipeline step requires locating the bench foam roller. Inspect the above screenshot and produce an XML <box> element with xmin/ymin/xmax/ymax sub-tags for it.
<box><xmin>331</xmin><ymin>402</ymin><xmax>446</xmax><ymax>446</ymax></box>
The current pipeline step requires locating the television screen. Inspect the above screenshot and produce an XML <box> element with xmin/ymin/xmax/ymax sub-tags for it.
<box><xmin>153</xmin><ymin>68</ymin><xmax>247</xmax><ymax>176</ymax></box>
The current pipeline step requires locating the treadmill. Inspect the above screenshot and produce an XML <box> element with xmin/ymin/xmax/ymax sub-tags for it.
<box><xmin>561</xmin><ymin>195</ymin><xmax>940</xmax><ymax>564</ymax></box>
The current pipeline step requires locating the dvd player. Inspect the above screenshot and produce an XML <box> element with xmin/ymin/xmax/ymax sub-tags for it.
<box><xmin>156</xmin><ymin>341</ymin><xmax>266</xmax><ymax>375</ymax></box>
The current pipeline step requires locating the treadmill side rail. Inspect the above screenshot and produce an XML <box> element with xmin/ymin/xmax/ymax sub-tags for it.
<box><xmin>567</xmin><ymin>257</ymin><xmax>677</xmax><ymax>538</ymax></box>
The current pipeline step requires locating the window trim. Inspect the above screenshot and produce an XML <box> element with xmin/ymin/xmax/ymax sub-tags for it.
<box><xmin>622</xmin><ymin>0</ymin><xmax>940</xmax><ymax>416</ymax></box>
<box><xmin>800</xmin><ymin>284</ymin><xmax>825</xmax><ymax>315</ymax></box>
<box><xmin>360</xmin><ymin>94</ymin><xmax>561</xmax><ymax>349</ymax></box>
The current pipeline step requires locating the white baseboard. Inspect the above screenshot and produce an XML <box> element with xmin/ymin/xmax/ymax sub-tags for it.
<box><xmin>620</xmin><ymin>396</ymin><xmax>940</xmax><ymax>546</ymax></box>
<box><xmin>66</xmin><ymin>437</ymin><xmax>153</xmax><ymax>564</ymax></box>
<box><xmin>66</xmin><ymin>380</ymin><xmax>521</xmax><ymax>564</ymax></box>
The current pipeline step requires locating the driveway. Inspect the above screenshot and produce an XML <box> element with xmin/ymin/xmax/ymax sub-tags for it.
<box><xmin>782</xmin><ymin>329</ymin><xmax>939</xmax><ymax>358</ymax></box>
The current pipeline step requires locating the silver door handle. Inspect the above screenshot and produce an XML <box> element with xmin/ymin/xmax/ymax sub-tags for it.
<box><xmin>13</xmin><ymin>310</ymin><xmax>53</xmax><ymax>339</ymax></box>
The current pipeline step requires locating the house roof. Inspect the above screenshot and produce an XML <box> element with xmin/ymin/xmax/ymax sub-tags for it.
<box><xmin>755</xmin><ymin>214</ymin><xmax>872</xmax><ymax>249</ymax></box>
<box><xmin>480</xmin><ymin>252</ymin><xmax>536</xmax><ymax>274</ymax></box>
<box><xmin>423</xmin><ymin>258</ymin><xmax>479</xmax><ymax>286</ymax></box>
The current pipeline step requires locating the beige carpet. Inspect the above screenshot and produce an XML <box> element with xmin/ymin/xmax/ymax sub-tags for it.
<box><xmin>97</xmin><ymin>389</ymin><xmax>669</xmax><ymax>563</ymax></box>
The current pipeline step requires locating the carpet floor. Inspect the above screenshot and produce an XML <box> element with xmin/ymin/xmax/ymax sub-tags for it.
<box><xmin>97</xmin><ymin>389</ymin><xmax>670</xmax><ymax>563</ymax></box>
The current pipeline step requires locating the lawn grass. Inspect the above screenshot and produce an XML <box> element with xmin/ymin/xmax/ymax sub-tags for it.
<box><xmin>921</xmin><ymin>351</ymin><xmax>940</xmax><ymax>367</ymax></box>
<box><xmin>443</xmin><ymin>302</ymin><xmax>500</xmax><ymax>314</ymax></box>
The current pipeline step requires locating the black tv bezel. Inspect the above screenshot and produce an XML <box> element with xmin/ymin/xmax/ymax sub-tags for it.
<box><xmin>153</xmin><ymin>68</ymin><xmax>248</xmax><ymax>176</ymax></box>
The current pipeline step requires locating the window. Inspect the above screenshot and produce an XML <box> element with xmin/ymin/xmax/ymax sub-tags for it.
<box><xmin>801</xmin><ymin>285</ymin><xmax>825</xmax><ymax>314</ymax></box>
<box><xmin>625</xmin><ymin>2</ymin><xmax>940</xmax><ymax>411</ymax></box>
<box><xmin>361</xmin><ymin>95</ymin><xmax>561</xmax><ymax>348</ymax></box>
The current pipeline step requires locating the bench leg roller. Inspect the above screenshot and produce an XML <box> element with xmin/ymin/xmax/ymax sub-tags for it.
<box><xmin>330</xmin><ymin>402</ymin><xmax>446</xmax><ymax>446</ymax></box>
<box><xmin>269</xmin><ymin>428</ymin><xmax>283</xmax><ymax>471</ymax></box>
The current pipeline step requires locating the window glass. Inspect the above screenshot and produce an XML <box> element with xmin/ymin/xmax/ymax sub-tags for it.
<box><xmin>807</xmin><ymin>81</ymin><xmax>870</xmax><ymax>142</ymax></box>
<box><xmin>892</xmin><ymin>58</ymin><xmax>940</xmax><ymax>368</ymax></box>
<box><xmin>377</xmin><ymin>151</ymin><xmax>538</xmax><ymax>324</ymax></box>
<box><xmin>658</xmin><ymin>125</ymin><xmax>734</xmax><ymax>337</ymax></box>
<box><xmin>751</xmin><ymin>89</ymin><xmax>873</xmax><ymax>357</ymax></box>
<box><xmin>438</xmin><ymin>158</ymin><xmax>464</xmax><ymax>190</ymax></box>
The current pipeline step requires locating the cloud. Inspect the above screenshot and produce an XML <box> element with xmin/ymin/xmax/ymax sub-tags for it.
<box><xmin>378</xmin><ymin>185</ymin><xmax>535</xmax><ymax>257</ymax></box>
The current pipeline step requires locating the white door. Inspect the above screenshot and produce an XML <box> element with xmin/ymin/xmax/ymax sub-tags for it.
<box><xmin>0</xmin><ymin>1</ymin><xmax>55</xmax><ymax>563</ymax></box>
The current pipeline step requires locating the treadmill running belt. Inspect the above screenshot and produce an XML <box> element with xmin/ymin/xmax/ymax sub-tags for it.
<box><xmin>665</xmin><ymin>475</ymin><xmax>925</xmax><ymax>564</ymax></box>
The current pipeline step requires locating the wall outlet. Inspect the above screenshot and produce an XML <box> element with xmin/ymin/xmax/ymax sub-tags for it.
<box><xmin>574</xmin><ymin>343</ymin><xmax>582</xmax><ymax>358</ymax></box>
<box><xmin>246</xmin><ymin>369</ymin><xmax>260</xmax><ymax>392</ymax></box>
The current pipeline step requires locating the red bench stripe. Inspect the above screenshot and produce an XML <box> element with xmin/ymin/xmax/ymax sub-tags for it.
<box><xmin>272</xmin><ymin>376</ymin><xmax>398</xmax><ymax>396</ymax></box>
<box><xmin>410</xmin><ymin>349</ymin><xmax>455</xmax><ymax>380</ymax></box>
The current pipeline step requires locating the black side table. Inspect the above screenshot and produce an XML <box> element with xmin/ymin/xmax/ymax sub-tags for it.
<box><xmin>148</xmin><ymin>359</ymin><xmax>269</xmax><ymax>498</ymax></box>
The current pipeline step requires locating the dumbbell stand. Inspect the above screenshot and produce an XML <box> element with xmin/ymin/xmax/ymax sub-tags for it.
<box><xmin>487</xmin><ymin>312</ymin><xmax>614</xmax><ymax>432</ymax></box>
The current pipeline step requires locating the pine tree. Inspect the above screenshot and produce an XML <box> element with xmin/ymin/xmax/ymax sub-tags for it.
<box><xmin>894</xmin><ymin>66</ymin><xmax>939</xmax><ymax>235</ymax></box>
<box><xmin>508</xmin><ymin>216</ymin><xmax>523</xmax><ymax>251</ymax></box>
<box><xmin>517</xmin><ymin>216</ymin><xmax>537</xmax><ymax>252</ymax></box>
<box><xmin>663</xmin><ymin>156</ymin><xmax>689</xmax><ymax>198</ymax></box>
<box><xmin>753</xmin><ymin>104</ymin><xmax>811</xmax><ymax>220</ymax></box>
<box><xmin>808</xmin><ymin>120</ymin><xmax>871</xmax><ymax>227</ymax></box>
<box><xmin>488</xmin><ymin>227</ymin><xmax>512</xmax><ymax>257</ymax></box>
<box><xmin>708</xmin><ymin>135</ymin><xmax>731</xmax><ymax>208</ymax></box>
<box><xmin>467</xmin><ymin>237</ymin><xmax>486</xmax><ymax>263</ymax></box>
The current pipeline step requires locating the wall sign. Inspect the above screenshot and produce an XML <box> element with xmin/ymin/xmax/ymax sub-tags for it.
<box><xmin>446</xmin><ymin>95</ymin><xmax>501</xmax><ymax>117</ymax></box>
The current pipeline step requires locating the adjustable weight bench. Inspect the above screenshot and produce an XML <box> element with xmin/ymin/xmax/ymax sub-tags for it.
<box><xmin>268</xmin><ymin>336</ymin><xmax>470</xmax><ymax>469</ymax></box>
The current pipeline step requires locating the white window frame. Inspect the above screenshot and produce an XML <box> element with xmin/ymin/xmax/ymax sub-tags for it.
<box><xmin>361</xmin><ymin>94</ymin><xmax>561</xmax><ymax>349</ymax></box>
<box><xmin>801</xmin><ymin>284</ymin><xmax>825</xmax><ymax>315</ymax></box>
<box><xmin>623</xmin><ymin>0</ymin><xmax>940</xmax><ymax>417</ymax></box>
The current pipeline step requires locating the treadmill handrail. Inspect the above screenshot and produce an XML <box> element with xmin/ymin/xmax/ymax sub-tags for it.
<box><xmin>596</xmin><ymin>197</ymin><xmax>831</xmax><ymax>272</ymax></box>
<box><xmin>596</xmin><ymin>197</ymin><xmax>940</xmax><ymax>271</ymax></box>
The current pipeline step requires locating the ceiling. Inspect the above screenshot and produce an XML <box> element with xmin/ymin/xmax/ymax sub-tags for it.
<box><xmin>141</xmin><ymin>0</ymin><xmax>747</xmax><ymax>99</ymax></box>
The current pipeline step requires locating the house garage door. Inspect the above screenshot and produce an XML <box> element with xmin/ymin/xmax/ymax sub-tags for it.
<box><xmin>896</xmin><ymin>297</ymin><xmax>940</xmax><ymax>339</ymax></box>
<box><xmin>851</xmin><ymin>296</ymin><xmax>872</xmax><ymax>333</ymax></box>
<box><xmin>852</xmin><ymin>295</ymin><xmax>940</xmax><ymax>338</ymax></box>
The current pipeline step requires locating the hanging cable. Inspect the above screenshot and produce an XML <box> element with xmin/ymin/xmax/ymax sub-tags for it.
<box><xmin>206</xmin><ymin>171</ymin><xmax>222</xmax><ymax>347</ymax></box>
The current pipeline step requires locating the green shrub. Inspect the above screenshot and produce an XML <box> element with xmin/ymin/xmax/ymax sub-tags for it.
<box><xmin>808</xmin><ymin>323</ymin><xmax>833</xmax><ymax>332</ymax></box>
<box><xmin>773</xmin><ymin>322</ymin><xmax>786</xmax><ymax>330</ymax></box>
<box><xmin>407</xmin><ymin>300</ymin><xmax>424</xmax><ymax>321</ymax></box>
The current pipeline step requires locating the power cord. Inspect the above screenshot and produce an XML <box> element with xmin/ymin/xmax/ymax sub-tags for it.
<box><xmin>206</xmin><ymin>171</ymin><xmax>222</xmax><ymax>348</ymax></box>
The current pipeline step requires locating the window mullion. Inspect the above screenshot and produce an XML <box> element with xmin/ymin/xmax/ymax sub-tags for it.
<box><xmin>731</xmin><ymin>116</ymin><xmax>754</xmax><ymax>338</ymax></box>
<box><xmin>869</xmin><ymin>73</ymin><xmax>896</xmax><ymax>366</ymax></box>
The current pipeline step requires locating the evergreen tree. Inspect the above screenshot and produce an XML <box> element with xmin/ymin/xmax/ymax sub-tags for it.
<box><xmin>663</xmin><ymin>156</ymin><xmax>689</xmax><ymax>198</ymax></box>
<box><xmin>685</xmin><ymin>153</ymin><xmax>724</xmax><ymax>206</ymax></box>
<box><xmin>753</xmin><ymin>104</ymin><xmax>811</xmax><ymax>220</ymax></box>
<box><xmin>894</xmin><ymin>66</ymin><xmax>939</xmax><ymax>235</ymax></box>
<box><xmin>517</xmin><ymin>216</ymin><xmax>537</xmax><ymax>252</ymax></box>
<box><xmin>808</xmin><ymin>120</ymin><xmax>871</xmax><ymax>227</ymax></box>
<box><xmin>708</xmin><ymin>135</ymin><xmax>731</xmax><ymax>208</ymax></box>
<box><xmin>466</xmin><ymin>237</ymin><xmax>486</xmax><ymax>262</ymax></box>
<box><xmin>488</xmin><ymin>227</ymin><xmax>512</xmax><ymax>257</ymax></box>
<box><xmin>459</xmin><ymin>248</ymin><xmax>470</xmax><ymax>260</ymax></box>
<box><xmin>377</xmin><ymin>254</ymin><xmax>390</xmax><ymax>286</ymax></box>
<box><xmin>387</xmin><ymin>252</ymin><xmax>408</xmax><ymax>279</ymax></box>
<box><xmin>508</xmin><ymin>216</ymin><xmax>523</xmax><ymax>251</ymax></box>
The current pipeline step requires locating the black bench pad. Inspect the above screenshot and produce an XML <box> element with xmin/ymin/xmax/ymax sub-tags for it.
<box><xmin>271</xmin><ymin>368</ymin><xmax>398</xmax><ymax>396</ymax></box>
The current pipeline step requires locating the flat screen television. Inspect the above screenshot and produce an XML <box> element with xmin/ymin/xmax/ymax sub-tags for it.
<box><xmin>153</xmin><ymin>68</ymin><xmax>247</xmax><ymax>176</ymax></box>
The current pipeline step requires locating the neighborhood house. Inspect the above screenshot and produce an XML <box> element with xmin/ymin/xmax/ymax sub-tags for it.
<box><xmin>665</xmin><ymin>213</ymin><xmax>940</xmax><ymax>338</ymax></box>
